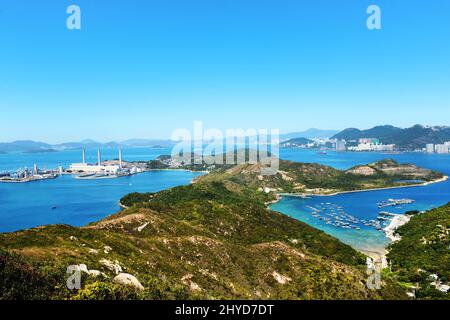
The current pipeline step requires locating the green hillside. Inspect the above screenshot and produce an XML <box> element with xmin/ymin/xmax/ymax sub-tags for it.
<box><xmin>197</xmin><ymin>158</ymin><xmax>443</xmax><ymax>195</ymax></box>
<box><xmin>0</xmin><ymin>160</ymin><xmax>417</xmax><ymax>300</ymax></box>
<box><xmin>387</xmin><ymin>204</ymin><xmax>450</xmax><ymax>299</ymax></box>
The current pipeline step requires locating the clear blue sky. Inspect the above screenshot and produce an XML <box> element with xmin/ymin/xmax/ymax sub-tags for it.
<box><xmin>0</xmin><ymin>0</ymin><xmax>449</xmax><ymax>143</ymax></box>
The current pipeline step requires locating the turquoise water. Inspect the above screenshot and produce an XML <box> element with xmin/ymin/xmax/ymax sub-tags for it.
<box><xmin>271</xmin><ymin>149</ymin><xmax>450</xmax><ymax>253</ymax></box>
<box><xmin>0</xmin><ymin>147</ymin><xmax>202</xmax><ymax>232</ymax></box>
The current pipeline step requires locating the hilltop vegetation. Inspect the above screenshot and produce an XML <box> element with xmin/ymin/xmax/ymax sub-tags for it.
<box><xmin>146</xmin><ymin>153</ymin><xmax>443</xmax><ymax>195</ymax></box>
<box><xmin>197</xmin><ymin>158</ymin><xmax>443</xmax><ymax>195</ymax></box>
<box><xmin>387</xmin><ymin>204</ymin><xmax>450</xmax><ymax>299</ymax></box>
<box><xmin>0</xmin><ymin>158</ymin><xmax>420</xmax><ymax>300</ymax></box>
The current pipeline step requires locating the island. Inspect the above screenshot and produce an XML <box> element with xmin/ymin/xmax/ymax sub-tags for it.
<box><xmin>0</xmin><ymin>156</ymin><xmax>446</xmax><ymax>300</ymax></box>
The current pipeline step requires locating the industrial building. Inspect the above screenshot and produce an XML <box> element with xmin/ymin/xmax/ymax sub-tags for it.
<box><xmin>69</xmin><ymin>148</ymin><xmax>123</xmax><ymax>174</ymax></box>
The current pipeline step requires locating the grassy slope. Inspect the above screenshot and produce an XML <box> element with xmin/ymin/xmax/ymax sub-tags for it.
<box><xmin>190</xmin><ymin>159</ymin><xmax>443</xmax><ymax>194</ymax></box>
<box><xmin>0</xmin><ymin>168</ymin><xmax>408</xmax><ymax>300</ymax></box>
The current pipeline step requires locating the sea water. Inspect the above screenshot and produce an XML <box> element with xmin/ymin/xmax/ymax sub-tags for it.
<box><xmin>270</xmin><ymin>149</ymin><xmax>450</xmax><ymax>253</ymax></box>
<box><xmin>1</xmin><ymin>147</ymin><xmax>450</xmax><ymax>254</ymax></box>
<box><xmin>0</xmin><ymin>147</ymin><xmax>202</xmax><ymax>232</ymax></box>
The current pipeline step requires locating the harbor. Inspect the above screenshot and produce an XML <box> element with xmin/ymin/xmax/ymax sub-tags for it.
<box><xmin>303</xmin><ymin>199</ymin><xmax>416</xmax><ymax>233</ymax></box>
<box><xmin>269</xmin><ymin>163</ymin><xmax>450</xmax><ymax>257</ymax></box>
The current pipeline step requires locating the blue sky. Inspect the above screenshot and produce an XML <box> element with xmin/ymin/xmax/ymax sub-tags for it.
<box><xmin>0</xmin><ymin>0</ymin><xmax>449</xmax><ymax>143</ymax></box>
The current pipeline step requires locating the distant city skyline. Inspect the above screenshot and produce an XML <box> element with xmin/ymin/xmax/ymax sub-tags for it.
<box><xmin>1</xmin><ymin>0</ymin><xmax>449</xmax><ymax>143</ymax></box>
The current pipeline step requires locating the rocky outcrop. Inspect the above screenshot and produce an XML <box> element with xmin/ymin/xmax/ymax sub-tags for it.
<box><xmin>113</xmin><ymin>273</ymin><xmax>144</xmax><ymax>291</ymax></box>
<box><xmin>346</xmin><ymin>166</ymin><xmax>376</xmax><ymax>176</ymax></box>
<box><xmin>99</xmin><ymin>259</ymin><xmax>122</xmax><ymax>274</ymax></box>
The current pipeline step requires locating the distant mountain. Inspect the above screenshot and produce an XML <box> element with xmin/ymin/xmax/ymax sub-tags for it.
<box><xmin>0</xmin><ymin>139</ymin><xmax>175</xmax><ymax>153</ymax></box>
<box><xmin>0</xmin><ymin>140</ymin><xmax>52</xmax><ymax>153</ymax></box>
<box><xmin>54</xmin><ymin>139</ymin><xmax>174</xmax><ymax>150</ymax></box>
<box><xmin>332</xmin><ymin>125</ymin><xmax>450</xmax><ymax>150</ymax></box>
<box><xmin>120</xmin><ymin>139</ymin><xmax>174</xmax><ymax>147</ymax></box>
<box><xmin>281</xmin><ymin>128</ymin><xmax>339</xmax><ymax>141</ymax></box>
<box><xmin>54</xmin><ymin>140</ymin><xmax>119</xmax><ymax>150</ymax></box>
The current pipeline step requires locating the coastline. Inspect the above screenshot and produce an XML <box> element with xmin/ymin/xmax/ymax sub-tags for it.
<box><xmin>119</xmin><ymin>201</ymin><xmax>129</xmax><ymax>210</ymax></box>
<box><xmin>278</xmin><ymin>175</ymin><xmax>449</xmax><ymax>198</ymax></box>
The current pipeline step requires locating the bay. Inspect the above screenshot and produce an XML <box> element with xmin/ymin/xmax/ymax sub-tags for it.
<box><xmin>271</xmin><ymin>149</ymin><xmax>450</xmax><ymax>254</ymax></box>
<box><xmin>0</xmin><ymin>147</ymin><xmax>201</xmax><ymax>232</ymax></box>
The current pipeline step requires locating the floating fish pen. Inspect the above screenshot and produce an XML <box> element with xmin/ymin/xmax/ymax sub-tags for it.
<box><xmin>378</xmin><ymin>198</ymin><xmax>415</xmax><ymax>208</ymax></box>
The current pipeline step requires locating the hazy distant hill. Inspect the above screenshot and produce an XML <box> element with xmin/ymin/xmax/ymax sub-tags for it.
<box><xmin>120</xmin><ymin>139</ymin><xmax>175</xmax><ymax>147</ymax></box>
<box><xmin>55</xmin><ymin>140</ymin><xmax>119</xmax><ymax>150</ymax></box>
<box><xmin>281</xmin><ymin>128</ymin><xmax>339</xmax><ymax>141</ymax></box>
<box><xmin>0</xmin><ymin>140</ymin><xmax>52</xmax><ymax>153</ymax></box>
<box><xmin>0</xmin><ymin>139</ymin><xmax>175</xmax><ymax>153</ymax></box>
<box><xmin>332</xmin><ymin>125</ymin><xmax>450</xmax><ymax>150</ymax></box>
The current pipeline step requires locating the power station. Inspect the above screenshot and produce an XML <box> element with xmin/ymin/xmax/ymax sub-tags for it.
<box><xmin>69</xmin><ymin>147</ymin><xmax>124</xmax><ymax>174</ymax></box>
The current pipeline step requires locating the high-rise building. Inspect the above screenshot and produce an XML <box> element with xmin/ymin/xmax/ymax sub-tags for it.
<box><xmin>435</xmin><ymin>144</ymin><xmax>449</xmax><ymax>154</ymax></box>
<box><xmin>426</xmin><ymin>144</ymin><xmax>435</xmax><ymax>153</ymax></box>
